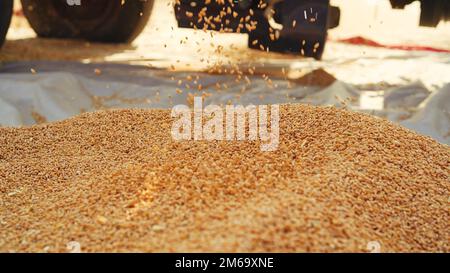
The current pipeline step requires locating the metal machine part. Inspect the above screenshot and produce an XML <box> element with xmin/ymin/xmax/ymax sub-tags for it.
<box><xmin>174</xmin><ymin>0</ymin><xmax>340</xmax><ymax>60</ymax></box>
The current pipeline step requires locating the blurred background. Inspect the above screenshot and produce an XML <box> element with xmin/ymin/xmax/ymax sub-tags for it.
<box><xmin>0</xmin><ymin>0</ymin><xmax>449</xmax><ymax>144</ymax></box>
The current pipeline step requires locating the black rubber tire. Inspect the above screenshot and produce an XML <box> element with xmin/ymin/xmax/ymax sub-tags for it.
<box><xmin>0</xmin><ymin>0</ymin><xmax>13</xmax><ymax>48</ymax></box>
<box><xmin>21</xmin><ymin>0</ymin><xmax>154</xmax><ymax>43</ymax></box>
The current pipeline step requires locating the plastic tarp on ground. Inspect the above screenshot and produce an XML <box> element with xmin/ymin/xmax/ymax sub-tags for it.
<box><xmin>0</xmin><ymin>61</ymin><xmax>448</xmax><ymax>145</ymax></box>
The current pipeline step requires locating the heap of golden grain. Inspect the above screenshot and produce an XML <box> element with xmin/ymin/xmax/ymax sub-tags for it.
<box><xmin>0</xmin><ymin>104</ymin><xmax>448</xmax><ymax>252</ymax></box>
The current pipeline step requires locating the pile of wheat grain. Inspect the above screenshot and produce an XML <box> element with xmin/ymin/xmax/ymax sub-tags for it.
<box><xmin>0</xmin><ymin>104</ymin><xmax>448</xmax><ymax>252</ymax></box>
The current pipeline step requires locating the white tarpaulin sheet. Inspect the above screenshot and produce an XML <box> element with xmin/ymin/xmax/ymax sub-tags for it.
<box><xmin>0</xmin><ymin>62</ymin><xmax>448</xmax><ymax>145</ymax></box>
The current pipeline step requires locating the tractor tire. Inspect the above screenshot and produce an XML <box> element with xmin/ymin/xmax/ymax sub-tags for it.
<box><xmin>0</xmin><ymin>0</ymin><xmax>13</xmax><ymax>48</ymax></box>
<box><xmin>21</xmin><ymin>0</ymin><xmax>154</xmax><ymax>43</ymax></box>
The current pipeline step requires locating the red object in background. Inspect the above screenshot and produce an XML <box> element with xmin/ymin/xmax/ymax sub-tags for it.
<box><xmin>337</xmin><ymin>36</ymin><xmax>450</xmax><ymax>53</ymax></box>
<box><xmin>13</xmin><ymin>9</ymin><xmax>23</xmax><ymax>17</ymax></box>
